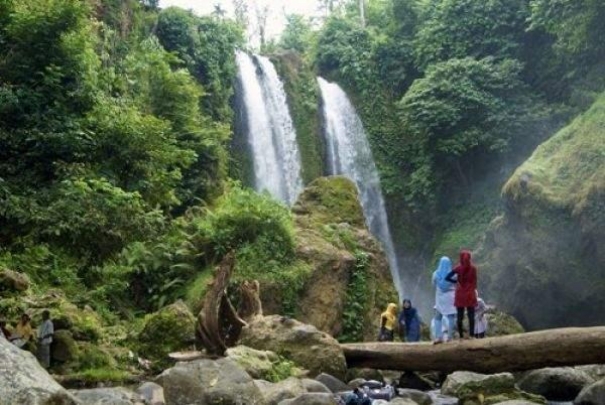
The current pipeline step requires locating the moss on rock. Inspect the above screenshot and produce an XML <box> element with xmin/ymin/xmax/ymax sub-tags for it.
<box><xmin>137</xmin><ymin>300</ymin><xmax>195</xmax><ymax>370</ymax></box>
<box><xmin>479</xmin><ymin>91</ymin><xmax>605</xmax><ymax>329</ymax></box>
<box><xmin>225</xmin><ymin>345</ymin><xmax>306</xmax><ymax>382</ymax></box>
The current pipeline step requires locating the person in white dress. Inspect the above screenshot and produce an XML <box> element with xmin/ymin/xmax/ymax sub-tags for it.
<box><xmin>432</xmin><ymin>256</ymin><xmax>457</xmax><ymax>343</ymax></box>
<box><xmin>474</xmin><ymin>292</ymin><xmax>489</xmax><ymax>338</ymax></box>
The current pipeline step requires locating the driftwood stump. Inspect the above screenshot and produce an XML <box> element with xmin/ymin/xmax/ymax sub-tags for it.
<box><xmin>195</xmin><ymin>252</ymin><xmax>263</xmax><ymax>356</ymax></box>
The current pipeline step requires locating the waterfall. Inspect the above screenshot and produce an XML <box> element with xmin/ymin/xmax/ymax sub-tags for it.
<box><xmin>318</xmin><ymin>77</ymin><xmax>403</xmax><ymax>298</ymax></box>
<box><xmin>234</xmin><ymin>51</ymin><xmax>303</xmax><ymax>205</ymax></box>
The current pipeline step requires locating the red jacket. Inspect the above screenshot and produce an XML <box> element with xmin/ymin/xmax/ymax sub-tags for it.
<box><xmin>453</xmin><ymin>251</ymin><xmax>477</xmax><ymax>308</ymax></box>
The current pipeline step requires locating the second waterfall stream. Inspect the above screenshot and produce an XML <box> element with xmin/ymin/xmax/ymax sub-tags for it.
<box><xmin>318</xmin><ymin>77</ymin><xmax>403</xmax><ymax>298</ymax></box>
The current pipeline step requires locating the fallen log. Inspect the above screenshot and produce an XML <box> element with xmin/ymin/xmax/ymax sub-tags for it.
<box><xmin>342</xmin><ymin>327</ymin><xmax>605</xmax><ymax>373</ymax></box>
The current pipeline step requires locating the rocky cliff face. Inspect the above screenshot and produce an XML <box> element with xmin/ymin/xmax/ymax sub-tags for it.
<box><xmin>479</xmin><ymin>92</ymin><xmax>605</xmax><ymax>329</ymax></box>
<box><xmin>262</xmin><ymin>176</ymin><xmax>398</xmax><ymax>341</ymax></box>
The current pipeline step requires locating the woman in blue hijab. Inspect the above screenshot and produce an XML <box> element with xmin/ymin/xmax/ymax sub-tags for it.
<box><xmin>398</xmin><ymin>299</ymin><xmax>421</xmax><ymax>342</ymax></box>
<box><xmin>432</xmin><ymin>256</ymin><xmax>456</xmax><ymax>343</ymax></box>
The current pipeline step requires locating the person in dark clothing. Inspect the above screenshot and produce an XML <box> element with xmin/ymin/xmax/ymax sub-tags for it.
<box><xmin>445</xmin><ymin>250</ymin><xmax>477</xmax><ymax>339</ymax></box>
<box><xmin>398</xmin><ymin>299</ymin><xmax>421</xmax><ymax>342</ymax></box>
<box><xmin>342</xmin><ymin>388</ymin><xmax>371</xmax><ymax>405</ymax></box>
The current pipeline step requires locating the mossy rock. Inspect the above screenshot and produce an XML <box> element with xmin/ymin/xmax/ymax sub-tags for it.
<box><xmin>52</xmin><ymin>330</ymin><xmax>79</xmax><ymax>363</ymax></box>
<box><xmin>225</xmin><ymin>345</ymin><xmax>306</xmax><ymax>382</ymax></box>
<box><xmin>480</xmin><ymin>91</ymin><xmax>605</xmax><ymax>329</ymax></box>
<box><xmin>486</xmin><ymin>311</ymin><xmax>525</xmax><ymax>336</ymax></box>
<box><xmin>0</xmin><ymin>268</ymin><xmax>30</xmax><ymax>295</ymax></box>
<box><xmin>137</xmin><ymin>300</ymin><xmax>195</xmax><ymax>370</ymax></box>
<box><xmin>293</xmin><ymin>176</ymin><xmax>365</xmax><ymax>229</ymax></box>
<box><xmin>27</xmin><ymin>292</ymin><xmax>104</xmax><ymax>342</ymax></box>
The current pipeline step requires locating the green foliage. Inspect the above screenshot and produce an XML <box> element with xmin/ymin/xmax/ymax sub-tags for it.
<box><xmin>155</xmin><ymin>7</ymin><xmax>244</xmax><ymax>122</ymax></box>
<box><xmin>397</xmin><ymin>57</ymin><xmax>543</xmax><ymax>206</ymax></box>
<box><xmin>414</xmin><ymin>0</ymin><xmax>530</xmax><ymax>70</ymax></box>
<box><xmin>279</xmin><ymin>14</ymin><xmax>312</xmax><ymax>53</ymax></box>
<box><xmin>339</xmin><ymin>251</ymin><xmax>370</xmax><ymax>343</ymax></box>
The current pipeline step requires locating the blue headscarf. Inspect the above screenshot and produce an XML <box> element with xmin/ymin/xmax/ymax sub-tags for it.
<box><xmin>434</xmin><ymin>256</ymin><xmax>454</xmax><ymax>293</ymax></box>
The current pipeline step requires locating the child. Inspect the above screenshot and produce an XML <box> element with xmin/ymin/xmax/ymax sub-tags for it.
<box><xmin>398</xmin><ymin>299</ymin><xmax>421</xmax><ymax>342</ymax></box>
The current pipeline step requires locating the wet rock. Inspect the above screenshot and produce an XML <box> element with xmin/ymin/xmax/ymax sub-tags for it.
<box><xmin>389</xmin><ymin>399</ymin><xmax>419</xmax><ymax>405</ymax></box>
<box><xmin>397</xmin><ymin>388</ymin><xmax>432</xmax><ymax>405</ymax></box>
<box><xmin>71</xmin><ymin>388</ymin><xmax>142</xmax><ymax>404</ymax></box>
<box><xmin>157</xmin><ymin>357</ymin><xmax>265</xmax><ymax>405</ymax></box>
<box><xmin>226</xmin><ymin>345</ymin><xmax>305</xmax><ymax>381</ymax></box>
<box><xmin>518</xmin><ymin>367</ymin><xmax>595</xmax><ymax>401</ymax></box>
<box><xmin>239</xmin><ymin>315</ymin><xmax>347</xmax><ymax>380</ymax></box>
<box><xmin>135</xmin><ymin>382</ymin><xmax>165</xmax><ymax>405</ymax></box>
<box><xmin>0</xmin><ymin>337</ymin><xmax>79</xmax><ymax>404</ymax></box>
<box><xmin>315</xmin><ymin>373</ymin><xmax>348</xmax><ymax>393</ymax></box>
<box><xmin>574</xmin><ymin>378</ymin><xmax>605</xmax><ymax>405</ymax></box>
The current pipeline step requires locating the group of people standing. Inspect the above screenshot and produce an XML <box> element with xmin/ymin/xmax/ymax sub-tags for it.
<box><xmin>378</xmin><ymin>299</ymin><xmax>421</xmax><ymax>342</ymax></box>
<box><xmin>432</xmin><ymin>251</ymin><xmax>488</xmax><ymax>342</ymax></box>
<box><xmin>0</xmin><ymin>310</ymin><xmax>55</xmax><ymax>368</ymax></box>
<box><xmin>378</xmin><ymin>250</ymin><xmax>489</xmax><ymax>343</ymax></box>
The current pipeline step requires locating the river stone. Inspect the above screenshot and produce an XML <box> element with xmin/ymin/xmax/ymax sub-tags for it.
<box><xmin>157</xmin><ymin>357</ymin><xmax>266</xmax><ymax>405</ymax></box>
<box><xmin>491</xmin><ymin>401</ymin><xmax>543</xmax><ymax>405</ymax></box>
<box><xmin>428</xmin><ymin>390</ymin><xmax>459</xmax><ymax>405</ymax></box>
<box><xmin>135</xmin><ymin>382</ymin><xmax>165</xmax><ymax>405</ymax></box>
<box><xmin>574</xmin><ymin>378</ymin><xmax>605</xmax><ymax>405</ymax></box>
<box><xmin>226</xmin><ymin>345</ymin><xmax>285</xmax><ymax>380</ymax></box>
<box><xmin>0</xmin><ymin>337</ymin><xmax>79</xmax><ymax>405</ymax></box>
<box><xmin>441</xmin><ymin>371</ymin><xmax>546</xmax><ymax>405</ymax></box>
<box><xmin>397</xmin><ymin>388</ymin><xmax>432</xmax><ymax>405</ymax></box>
<box><xmin>399</xmin><ymin>371</ymin><xmax>434</xmax><ymax>391</ymax></box>
<box><xmin>301</xmin><ymin>379</ymin><xmax>331</xmax><ymax>393</ymax></box>
<box><xmin>71</xmin><ymin>388</ymin><xmax>143</xmax><ymax>404</ymax></box>
<box><xmin>258</xmin><ymin>377</ymin><xmax>307</xmax><ymax>405</ymax></box>
<box><xmin>239</xmin><ymin>315</ymin><xmax>347</xmax><ymax>380</ymax></box>
<box><xmin>575</xmin><ymin>365</ymin><xmax>605</xmax><ymax>382</ymax></box>
<box><xmin>315</xmin><ymin>373</ymin><xmax>349</xmax><ymax>393</ymax></box>
<box><xmin>518</xmin><ymin>367</ymin><xmax>595</xmax><ymax>401</ymax></box>
<box><xmin>277</xmin><ymin>393</ymin><xmax>336</xmax><ymax>405</ymax></box>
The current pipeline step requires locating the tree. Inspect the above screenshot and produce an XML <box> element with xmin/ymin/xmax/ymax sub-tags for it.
<box><xmin>279</xmin><ymin>14</ymin><xmax>312</xmax><ymax>53</ymax></box>
<box><xmin>414</xmin><ymin>0</ymin><xmax>530</xmax><ymax>70</ymax></box>
<box><xmin>397</xmin><ymin>57</ymin><xmax>538</xmax><ymax>194</ymax></box>
<box><xmin>212</xmin><ymin>3</ymin><xmax>226</xmax><ymax>19</ymax></box>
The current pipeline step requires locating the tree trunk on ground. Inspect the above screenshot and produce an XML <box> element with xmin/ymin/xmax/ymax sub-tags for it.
<box><xmin>195</xmin><ymin>253</ymin><xmax>263</xmax><ymax>356</ymax></box>
<box><xmin>342</xmin><ymin>327</ymin><xmax>605</xmax><ymax>373</ymax></box>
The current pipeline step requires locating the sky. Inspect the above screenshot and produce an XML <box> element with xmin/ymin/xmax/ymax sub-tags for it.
<box><xmin>158</xmin><ymin>0</ymin><xmax>324</xmax><ymax>46</ymax></box>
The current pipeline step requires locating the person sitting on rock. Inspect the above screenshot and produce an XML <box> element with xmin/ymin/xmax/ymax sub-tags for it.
<box><xmin>378</xmin><ymin>303</ymin><xmax>398</xmax><ymax>341</ymax></box>
<box><xmin>398</xmin><ymin>299</ymin><xmax>421</xmax><ymax>342</ymax></box>
<box><xmin>11</xmin><ymin>313</ymin><xmax>34</xmax><ymax>349</ymax></box>
<box><xmin>36</xmin><ymin>310</ymin><xmax>54</xmax><ymax>369</ymax></box>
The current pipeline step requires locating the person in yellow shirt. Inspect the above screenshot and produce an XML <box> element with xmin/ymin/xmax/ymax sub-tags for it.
<box><xmin>378</xmin><ymin>303</ymin><xmax>398</xmax><ymax>341</ymax></box>
<box><xmin>11</xmin><ymin>313</ymin><xmax>34</xmax><ymax>350</ymax></box>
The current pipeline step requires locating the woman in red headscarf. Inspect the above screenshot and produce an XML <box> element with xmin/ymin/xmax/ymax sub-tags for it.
<box><xmin>445</xmin><ymin>250</ymin><xmax>477</xmax><ymax>339</ymax></box>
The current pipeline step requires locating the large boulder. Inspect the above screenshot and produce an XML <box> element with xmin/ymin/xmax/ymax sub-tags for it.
<box><xmin>239</xmin><ymin>315</ymin><xmax>347</xmax><ymax>380</ymax></box>
<box><xmin>0</xmin><ymin>337</ymin><xmax>79</xmax><ymax>405</ymax></box>
<box><xmin>226</xmin><ymin>345</ymin><xmax>305</xmax><ymax>382</ymax></box>
<box><xmin>518</xmin><ymin>367</ymin><xmax>595</xmax><ymax>401</ymax></box>
<box><xmin>156</xmin><ymin>357</ymin><xmax>265</xmax><ymax>405</ymax></box>
<box><xmin>135</xmin><ymin>382</ymin><xmax>165</xmax><ymax>405</ymax></box>
<box><xmin>314</xmin><ymin>373</ymin><xmax>349</xmax><ymax>393</ymax></box>
<box><xmin>71</xmin><ymin>388</ymin><xmax>142</xmax><ymax>405</ymax></box>
<box><xmin>259</xmin><ymin>177</ymin><xmax>398</xmax><ymax>340</ymax></box>
<box><xmin>301</xmin><ymin>379</ymin><xmax>331</xmax><ymax>394</ymax></box>
<box><xmin>485</xmin><ymin>311</ymin><xmax>525</xmax><ymax>337</ymax></box>
<box><xmin>574</xmin><ymin>378</ymin><xmax>605</xmax><ymax>405</ymax></box>
<box><xmin>442</xmin><ymin>371</ymin><xmax>545</xmax><ymax>405</ymax></box>
<box><xmin>479</xmin><ymin>92</ymin><xmax>605</xmax><ymax>329</ymax></box>
<box><xmin>137</xmin><ymin>300</ymin><xmax>195</xmax><ymax>369</ymax></box>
